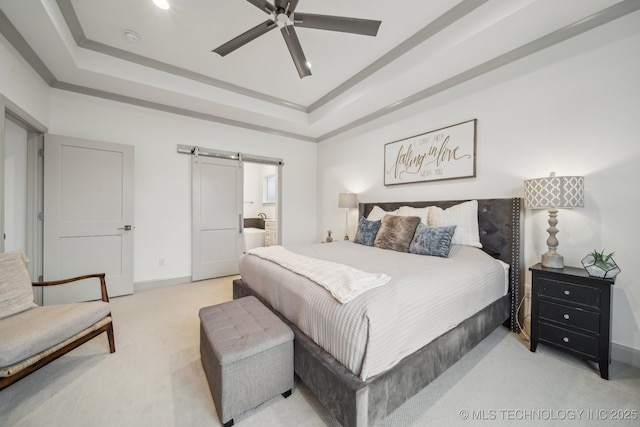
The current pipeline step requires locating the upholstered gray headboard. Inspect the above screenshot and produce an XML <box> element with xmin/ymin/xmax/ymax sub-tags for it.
<box><xmin>359</xmin><ymin>198</ymin><xmax>523</xmax><ymax>332</ymax></box>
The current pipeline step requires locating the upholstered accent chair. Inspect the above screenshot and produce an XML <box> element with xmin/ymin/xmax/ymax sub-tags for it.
<box><xmin>0</xmin><ymin>252</ymin><xmax>115</xmax><ymax>390</ymax></box>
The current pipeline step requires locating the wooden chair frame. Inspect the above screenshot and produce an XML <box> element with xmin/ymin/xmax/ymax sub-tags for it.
<box><xmin>0</xmin><ymin>273</ymin><xmax>115</xmax><ymax>390</ymax></box>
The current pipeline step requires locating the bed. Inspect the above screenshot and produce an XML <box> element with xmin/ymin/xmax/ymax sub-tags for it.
<box><xmin>233</xmin><ymin>198</ymin><xmax>523</xmax><ymax>426</ymax></box>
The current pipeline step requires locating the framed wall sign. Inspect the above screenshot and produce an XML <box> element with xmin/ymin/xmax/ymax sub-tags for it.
<box><xmin>384</xmin><ymin>119</ymin><xmax>477</xmax><ymax>185</ymax></box>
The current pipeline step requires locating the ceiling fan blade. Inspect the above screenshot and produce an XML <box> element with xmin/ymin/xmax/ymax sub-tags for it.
<box><xmin>245</xmin><ymin>0</ymin><xmax>276</xmax><ymax>14</ymax></box>
<box><xmin>294</xmin><ymin>13</ymin><xmax>381</xmax><ymax>36</ymax></box>
<box><xmin>275</xmin><ymin>0</ymin><xmax>299</xmax><ymax>13</ymax></box>
<box><xmin>280</xmin><ymin>25</ymin><xmax>311</xmax><ymax>78</ymax></box>
<box><xmin>213</xmin><ymin>19</ymin><xmax>277</xmax><ymax>56</ymax></box>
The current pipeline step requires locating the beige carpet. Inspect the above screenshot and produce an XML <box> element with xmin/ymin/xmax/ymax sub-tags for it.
<box><xmin>1</xmin><ymin>276</ymin><xmax>638</xmax><ymax>427</ymax></box>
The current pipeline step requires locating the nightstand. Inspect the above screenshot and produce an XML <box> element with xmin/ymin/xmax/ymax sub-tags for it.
<box><xmin>529</xmin><ymin>263</ymin><xmax>615</xmax><ymax>379</ymax></box>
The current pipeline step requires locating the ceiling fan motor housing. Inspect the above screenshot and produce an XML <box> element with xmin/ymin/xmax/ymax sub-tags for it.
<box><xmin>276</xmin><ymin>12</ymin><xmax>291</xmax><ymax>27</ymax></box>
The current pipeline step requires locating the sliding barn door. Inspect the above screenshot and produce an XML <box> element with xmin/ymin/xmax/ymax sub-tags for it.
<box><xmin>192</xmin><ymin>155</ymin><xmax>243</xmax><ymax>281</ymax></box>
<box><xmin>43</xmin><ymin>134</ymin><xmax>134</xmax><ymax>304</ymax></box>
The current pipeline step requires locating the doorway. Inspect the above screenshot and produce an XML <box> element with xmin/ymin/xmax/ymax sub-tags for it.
<box><xmin>243</xmin><ymin>162</ymin><xmax>278</xmax><ymax>252</ymax></box>
<box><xmin>1</xmin><ymin>98</ymin><xmax>45</xmax><ymax>303</ymax></box>
<box><xmin>4</xmin><ymin>115</ymin><xmax>30</xmax><ymax>252</ymax></box>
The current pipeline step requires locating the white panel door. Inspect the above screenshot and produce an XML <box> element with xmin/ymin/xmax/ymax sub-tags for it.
<box><xmin>192</xmin><ymin>155</ymin><xmax>242</xmax><ymax>281</ymax></box>
<box><xmin>43</xmin><ymin>134</ymin><xmax>134</xmax><ymax>304</ymax></box>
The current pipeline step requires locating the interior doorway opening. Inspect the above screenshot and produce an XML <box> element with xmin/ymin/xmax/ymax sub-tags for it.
<box><xmin>1</xmin><ymin>99</ymin><xmax>46</xmax><ymax>303</ymax></box>
<box><xmin>243</xmin><ymin>162</ymin><xmax>279</xmax><ymax>252</ymax></box>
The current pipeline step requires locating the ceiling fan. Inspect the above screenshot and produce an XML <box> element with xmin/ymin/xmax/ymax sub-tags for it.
<box><xmin>213</xmin><ymin>0</ymin><xmax>382</xmax><ymax>78</ymax></box>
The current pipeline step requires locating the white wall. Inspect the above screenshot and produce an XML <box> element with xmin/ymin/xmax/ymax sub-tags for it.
<box><xmin>0</xmin><ymin>34</ymin><xmax>50</xmax><ymax>124</ymax></box>
<box><xmin>47</xmin><ymin>90</ymin><xmax>317</xmax><ymax>283</ymax></box>
<box><xmin>318</xmin><ymin>14</ymin><xmax>640</xmax><ymax>355</ymax></box>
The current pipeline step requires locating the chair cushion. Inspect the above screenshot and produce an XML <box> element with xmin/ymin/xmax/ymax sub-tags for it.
<box><xmin>0</xmin><ymin>252</ymin><xmax>37</xmax><ymax>320</ymax></box>
<box><xmin>0</xmin><ymin>301</ymin><xmax>111</xmax><ymax>367</ymax></box>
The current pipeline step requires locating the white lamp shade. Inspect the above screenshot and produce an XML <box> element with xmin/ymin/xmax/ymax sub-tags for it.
<box><xmin>338</xmin><ymin>193</ymin><xmax>358</xmax><ymax>208</ymax></box>
<box><xmin>524</xmin><ymin>173</ymin><xmax>584</xmax><ymax>209</ymax></box>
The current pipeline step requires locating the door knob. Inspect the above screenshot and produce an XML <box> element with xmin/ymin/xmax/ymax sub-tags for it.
<box><xmin>118</xmin><ymin>225</ymin><xmax>132</xmax><ymax>231</ymax></box>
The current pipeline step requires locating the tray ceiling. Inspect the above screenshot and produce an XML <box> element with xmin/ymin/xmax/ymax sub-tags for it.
<box><xmin>0</xmin><ymin>0</ymin><xmax>636</xmax><ymax>141</ymax></box>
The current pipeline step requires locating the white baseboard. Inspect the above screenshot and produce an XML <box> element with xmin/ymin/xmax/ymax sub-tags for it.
<box><xmin>134</xmin><ymin>276</ymin><xmax>191</xmax><ymax>292</ymax></box>
<box><xmin>612</xmin><ymin>342</ymin><xmax>640</xmax><ymax>369</ymax></box>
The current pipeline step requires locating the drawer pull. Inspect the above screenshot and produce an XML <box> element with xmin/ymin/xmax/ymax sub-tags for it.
<box><xmin>563</xmin><ymin>290</ymin><xmax>570</xmax><ymax>296</ymax></box>
<box><xmin>563</xmin><ymin>314</ymin><xmax>570</xmax><ymax>320</ymax></box>
<box><xmin>563</xmin><ymin>337</ymin><xmax>570</xmax><ymax>343</ymax></box>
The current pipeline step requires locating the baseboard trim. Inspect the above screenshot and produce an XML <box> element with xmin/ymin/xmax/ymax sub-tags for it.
<box><xmin>612</xmin><ymin>342</ymin><xmax>640</xmax><ymax>369</ymax></box>
<box><xmin>134</xmin><ymin>276</ymin><xmax>191</xmax><ymax>292</ymax></box>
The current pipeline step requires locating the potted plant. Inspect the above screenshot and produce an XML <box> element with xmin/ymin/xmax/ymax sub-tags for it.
<box><xmin>581</xmin><ymin>249</ymin><xmax>621</xmax><ymax>279</ymax></box>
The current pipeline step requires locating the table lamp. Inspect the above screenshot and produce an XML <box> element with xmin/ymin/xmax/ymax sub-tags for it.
<box><xmin>338</xmin><ymin>193</ymin><xmax>358</xmax><ymax>240</ymax></box>
<box><xmin>524</xmin><ymin>172</ymin><xmax>584</xmax><ymax>268</ymax></box>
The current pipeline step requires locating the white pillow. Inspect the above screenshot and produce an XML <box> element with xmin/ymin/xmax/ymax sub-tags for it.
<box><xmin>397</xmin><ymin>206</ymin><xmax>430</xmax><ymax>224</ymax></box>
<box><xmin>367</xmin><ymin>205</ymin><xmax>399</xmax><ymax>221</ymax></box>
<box><xmin>428</xmin><ymin>200</ymin><xmax>482</xmax><ymax>248</ymax></box>
<box><xmin>0</xmin><ymin>251</ymin><xmax>37</xmax><ymax>320</ymax></box>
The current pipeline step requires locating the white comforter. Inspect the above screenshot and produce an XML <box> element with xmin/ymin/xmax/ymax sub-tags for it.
<box><xmin>238</xmin><ymin>241</ymin><xmax>508</xmax><ymax>380</ymax></box>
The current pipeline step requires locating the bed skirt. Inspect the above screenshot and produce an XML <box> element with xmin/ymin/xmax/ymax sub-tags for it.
<box><xmin>233</xmin><ymin>278</ymin><xmax>510</xmax><ymax>427</ymax></box>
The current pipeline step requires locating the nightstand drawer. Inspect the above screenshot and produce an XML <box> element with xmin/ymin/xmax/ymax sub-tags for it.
<box><xmin>538</xmin><ymin>278</ymin><xmax>600</xmax><ymax>308</ymax></box>
<box><xmin>264</xmin><ymin>221</ymin><xmax>276</xmax><ymax>231</ymax></box>
<box><xmin>539</xmin><ymin>322</ymin><xmax>598</xmax><ymax>359</ymax></box>
<box><xmin>538</xmin><ymin>300</ymin><xmax>599</xmax><ymax>333</ymax></box>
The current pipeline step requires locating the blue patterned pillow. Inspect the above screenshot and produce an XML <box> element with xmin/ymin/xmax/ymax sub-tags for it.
<box><xmin>354</xmin><ymin>217</ymin><xmax>381</xmax><ymax>246</ymax></box>
<box><xmin>409</xmin><ymin>224</ymin><xmax>457</xmax><ymax>257</ymax></box>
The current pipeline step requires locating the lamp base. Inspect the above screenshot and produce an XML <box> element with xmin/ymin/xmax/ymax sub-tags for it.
<box><xmin>343</xmin><ymin>209</ymin><xmax>350</xmax><ymax>241</ymax></box>
<box><xmin>541</xmin><ymin>207</ymin><xmax>564</xmax><ymax>269</ymax></box>
<box><xmin>542</xmin><ymin>251</ymin><xmax>564</xmax><ymax>269</ymax></box>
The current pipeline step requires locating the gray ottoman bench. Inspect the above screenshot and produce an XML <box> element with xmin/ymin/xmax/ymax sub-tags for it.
<box><xmin>199</xmin><ymin>296</ymin><xmax>294</xmax><ymax>427</ymax></box>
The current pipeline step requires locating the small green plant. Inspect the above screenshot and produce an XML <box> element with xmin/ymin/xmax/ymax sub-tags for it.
<box><xmin>582</xmin><ymin>249</ymin><xmax>620</xmax><ymax>279</ymax></box>
<box><xmin>590</xmin><ymin>249</ymin><xmax>615</xmax><ymax>268</ymax></box>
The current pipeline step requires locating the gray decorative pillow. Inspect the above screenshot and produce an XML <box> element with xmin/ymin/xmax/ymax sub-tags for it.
<box><xmin>374</xmin><ymin>215</ymin><xmax>421</xmax><ymax>252</ymax></box>
<box><xmin>354</xmin><ymin>217</ymin><xmax>381</xmax><ymax>246</ymax></box>
<box><xmin>409</xmin><ymin>223</ymin><xmax>457</xmax><ymax>257</ymax></box>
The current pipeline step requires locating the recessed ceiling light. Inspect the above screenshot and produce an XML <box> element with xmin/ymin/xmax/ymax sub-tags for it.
<box><xmin>153</xmin><ymin>0</ymin><xmax>170</xmax><ymax>10</ymax></box>
<box><xmin>124</xmin><ymin>30</ymin><xmax>141</xmax><ymax>42</ymax></box>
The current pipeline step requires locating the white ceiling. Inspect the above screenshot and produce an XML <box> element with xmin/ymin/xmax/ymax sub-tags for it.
<box><xmin>0</xmin><ymin>0</ymin><xmax>635</xmax><ymax>141</ymax></box>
